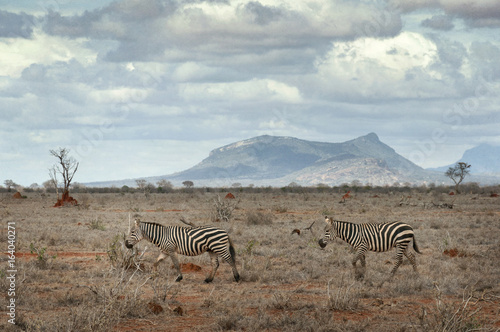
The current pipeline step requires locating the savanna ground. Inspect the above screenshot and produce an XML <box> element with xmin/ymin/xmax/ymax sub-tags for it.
<box><xmin>1</xmin><ymin>188</ymin><xmax>499</xmax><ymax>331</ymax></box>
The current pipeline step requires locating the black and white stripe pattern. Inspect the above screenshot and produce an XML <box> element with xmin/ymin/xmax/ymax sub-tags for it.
<box><xmin>126</xmin><ymin>219</ymin><xmax>240</xmax><ymax>283</ymax></box>
<box><xmin>319</xmin><ymin>216</ymin><xmax>421</xmax><ymax>278</ymax></box>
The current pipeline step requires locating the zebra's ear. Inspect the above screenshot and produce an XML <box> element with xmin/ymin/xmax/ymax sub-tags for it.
<box><xmin>134</xmin><ymin>218</ymin><xmax>140</xmax><ymax>227</ymax></box>
<box><xmin>324</xmin><ymin>216</ymin><xmax>331</xmax><ymax>223</ymax></box>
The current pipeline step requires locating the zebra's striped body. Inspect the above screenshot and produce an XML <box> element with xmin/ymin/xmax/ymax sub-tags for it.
<box><xmin>319</xmin><ymin>216</ymin><xmax>421</xmax><ymax>278</ymax></box>
<box><xmin>126</xmin><ymin>220</ymin><xmax>240</xmax><ymax>283</ymax></box>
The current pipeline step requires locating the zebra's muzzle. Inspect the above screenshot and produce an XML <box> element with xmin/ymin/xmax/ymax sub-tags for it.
<box><xmin>125</xmin><ymin>241</ymin><xmax>134</xmax><ymax>249</ymax></box>
<box><xmin>318</xmin><ymin>239</ymin><xmax>327</xmax><ymax>248</ymax></box>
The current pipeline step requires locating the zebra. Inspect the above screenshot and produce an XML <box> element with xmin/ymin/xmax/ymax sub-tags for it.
<box><xmin>319</xmin><ymin>216</ymin><xmax>421</xmax><ymax>279</ymax></box>
<box><xmin>125</xmin><ymin>219</ymin><xmax>240</xmax><ymax>283</ymax></box>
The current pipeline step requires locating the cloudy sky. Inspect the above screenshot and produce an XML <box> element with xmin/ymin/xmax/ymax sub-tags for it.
<box><xmin>1</xmin><ymin>0</ymin><xmax>499</xmax><ymax>187</ymax></box>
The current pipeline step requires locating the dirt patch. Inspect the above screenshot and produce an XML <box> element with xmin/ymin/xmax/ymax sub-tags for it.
<box><xmin>443</xmin><ymin>248</ymin><xmax>467</xmax><ymax>258</ymax></box>
<box><xmin>12</xmin><ymin>191</ymin><xmax>23</xmax><ymax>199</ymax></box>
<box><xmin>225</xmin><ymin>192</ymin><xmax>236</xmax><ymax>199</ymax></box>
<box><xmin>179</xmin><ymin>263</ymin><xmax>202</xmax><ymax>272</ymax></box>
<box><xmin>148</xmin><ymin>302</ymin><xmax>164</xmax><ymax>315</ymax></box>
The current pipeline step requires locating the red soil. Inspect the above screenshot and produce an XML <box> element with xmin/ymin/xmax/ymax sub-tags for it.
<box><xmin>180</xmin><ymin>263</ymin><xmax>202</xmax><ymax>272</ymax></box>
<box><xmin>225</xmin><ymin>192</ymin><xmax>236</xmax><ymax>199</ymax></box>
<box><xmin>54</xmin><ymin>190</ymin><xmax>78</xmax><ymax>207</ymax></box>
<box><xmin>443</xmin><ymin>248</ymin><xmax>467</xmax><ymax>258</ymax></box>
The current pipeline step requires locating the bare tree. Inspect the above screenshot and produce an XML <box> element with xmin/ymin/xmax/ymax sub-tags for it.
<box><xmin>48</xmin><ymin>166</ymin><xmax>60</xmax><ymax>199</ymax></box>
<box><xmin>4</xmin><ymin>179</ymin><xmax>19</xmax><ymax>192</ymax></box>
<box><xmin>42</xmin><ymin>179</ymin><xmax>54</xmax><ymax>191</ymax></box>
<box><xmin>156</xmin><ymin>179</ymin><xmax>173</xmax><ymax>192</ymax></box>
<box><xmin>135</xmin><ymin>179</ymin><xmax>148</xmax><ymax>193</ymax></box>
<box><xmin>50</xmin><ymin>148</ymin><xmax>79</xmax><ymax>198</ymax></box>
<box><xmin>445</xmin><ymin>162</ymin><xmax>471</xmax><ymax>194</ymax></box>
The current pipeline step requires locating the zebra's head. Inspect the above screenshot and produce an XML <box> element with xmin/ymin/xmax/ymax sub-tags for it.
<box><xmin>125</xmin><ymin>219</ymin><xmax>144</xmax><ymax>249</ymax></box>
<box><xmin>318</xmin><ymin>216</ymin><xmax>336</xmax><ymax>248</ymax></box>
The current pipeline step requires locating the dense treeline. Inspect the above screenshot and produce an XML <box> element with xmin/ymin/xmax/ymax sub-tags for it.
<box><xmin>3</xmin><ymin>182</ymin><xmax>499</xmax><ymax>196</ymax></box>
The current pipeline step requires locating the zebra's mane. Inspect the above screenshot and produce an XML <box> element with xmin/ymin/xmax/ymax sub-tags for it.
<box><xmin>139</xmin><ymin>221</ymin><xmax>195</xmax><ymax>230</ymax></box>
<box><xmin>331</xmin><ymin>219</ymin><xmax>400</xmax><ymax>227</ymax></box>
<box><xmin>330</xmin><ymin>219</ymin><xmax>353</xmax><ymax>226</ymax></box>
<box><xmin>139</xmin><ymin>221</ymin><xmax>164</xmax><ymax>228</ymax></box>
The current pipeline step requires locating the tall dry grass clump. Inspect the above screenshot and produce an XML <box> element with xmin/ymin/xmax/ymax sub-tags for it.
<box><xmin>327</xmin><ymin>273</ymin><xmax>361</xmax><ymax>311</ymax></box>
<box><xmin>413</xmin><ymin>285</ymin><xmax>486</xmax><ymax>332</ymax></box>
<box><xmin>245</xmin><ymin>211</ymin><xmax>273</xmax><ymax>225</ymax></box>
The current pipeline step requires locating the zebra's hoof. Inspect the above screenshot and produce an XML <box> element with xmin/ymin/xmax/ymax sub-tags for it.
<box><xmin>204</xmin><ymin>278</ymin><xmax>213</xmax><ymax>283</ymax></box>
<box><xmin>234</xmin><ymin>274</ymin><xmax>240</xmax><ymax>282</ymax></box>
<box><xmin>175</xmin><ymin>275</ymin><xmax>183</xmax><ymax>282</ymax></box>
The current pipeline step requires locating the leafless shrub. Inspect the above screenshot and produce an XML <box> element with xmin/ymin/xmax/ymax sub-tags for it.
<box><xmin>327</xmin><ymin>273</ymin><xmax>360</xmax><ymax>311</ymax></box>
<box><xmin>271</xmin><ymin>291</ymin><xmax>293</xmax><ymax>310</ymax></box>
<box><xmin>149</xmin><ymin>275</ymin><xmax>179</xmax><ymax>308</ymax></box>
<box><xmin>107</xmin><ymin>233</ymin><xmax>147</xmax><ymax>271</ymax></box>
<box><xmin>210</xmin><ymin>195</ymin><xmax>237</xmax><ymax>222</ymax></box>
<box><xmin>412</xmin><ymin>284</ymin><xmax>485</xmax><ymax>332</ymax></box>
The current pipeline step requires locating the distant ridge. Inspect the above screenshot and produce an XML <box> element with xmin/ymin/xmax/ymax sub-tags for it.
<box><xmin>428</xmin><ymin>144</ymin><xmax>500</xmax><ymax>175</ymax></box>
<box><xmin>86</xmin><ymin>133</ymin><xmax>450</xmax><ymax>187</ymax></box>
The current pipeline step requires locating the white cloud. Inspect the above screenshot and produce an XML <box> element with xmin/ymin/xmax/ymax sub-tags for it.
<box><xmin>180</xmin><ymin>78</ymin><xmax>302</xmax><ymax>103</ymax></box>
<box><xmin>171</xmin><ymin>62</ymin><xmax>217</xmax><ymax>82</ymax></box>
<box><xmin>41</xmin><ymin>0</ymin><xmax>402</xmax><ymax>65</ymax></box>
<box><xmin>0</xmin><ymin>29</ymin><xmax>96</xmax><ymax>77</ymax></box>
<box><xmin>89</xmin><ymin>87</ymin><xmax>151</xmax><ymax>104</ymax></box>
<box><xmin>312</xmin><ymin>32</ymin><xmax>456</xmax><ymax>100</ymax></box>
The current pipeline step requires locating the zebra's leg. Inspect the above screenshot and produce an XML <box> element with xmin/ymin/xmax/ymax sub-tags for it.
<box><xmin>168</xmin><ymin>252</ymin><xmax>183</xmax><ymax>282</ymax></box>
<box><xmin>205</xmin><ymin>252</ymin><xmax>219</xmax><ymax>283</ymax></box>
<box><xmin>222</xmin><ymin>250</ymin><xmax>240</xmax><ymax>282</ymax></box>
<box><xmin>360</xmin><ymin>255</ymin><xmax>366</xmax><ymax>268</ymax></box>
<box><xmin>390</xmin><ymin>247</ymin><xmax>405</xmax><ymax>276</ymax></box>
<box><xmin>153</xmin><ymin>252</ymin><xmax>167</xmax><ymax>272</ymax></box>
<box><xmin>352</xmin><ymin>249</ymin><xmax>366</xmax><ymax>280</ymax></box>
<box><xmin>404</xmin><ymin>249</ymin><xmax>418</xmax><ymax>273</ymax></box>
<box><xmin>227</xmin><ymin>258</ymin><xmax>240</xmax><ymax>283</ymax></box>
<box><xmin>359</xmin><ymin>254</ymin><xmax>367</xmax><ymax>277</ymax></box>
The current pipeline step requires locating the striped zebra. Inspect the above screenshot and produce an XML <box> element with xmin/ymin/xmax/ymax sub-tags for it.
<box><xmin>125</xmin><ymin>219</ymin><xmax>240</xmax><ymax>283</ymax></box>
<box><xmin>319</xmin><ymin>216</ymin><xmax>421</xmax><ymax>278</ymax></box>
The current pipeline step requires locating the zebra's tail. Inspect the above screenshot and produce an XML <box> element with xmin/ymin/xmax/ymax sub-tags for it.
<box><xmin>228</xmin><ymin>238</ymin><xmax>237</xmax><ymax>264</ymax></box>
<box><xmin>413</xmin><ymin>234</ymin><xmax>422</xmax><ymax>254</ymax></box>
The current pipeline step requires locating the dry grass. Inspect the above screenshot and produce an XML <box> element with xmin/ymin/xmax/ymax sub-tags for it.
<box><xmin>1</xmin><ymin>190</ymin><xmax>499</xmax><ymax>331</ymax></box>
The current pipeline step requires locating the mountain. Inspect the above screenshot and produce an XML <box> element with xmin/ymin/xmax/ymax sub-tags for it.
<box><xmin>428</xmin><ymin>144</ymin><xmax>500</xmax><ymax>176</ymax></box>
<box><xmin>157</xmin><ymin>133</ymin><xmax>436</xmax><ymax>186</ymax></box>
<box><xmin>85</xmin><ymin>133</ymin><xmax>446</xmax><ymax>188</ymax></box>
